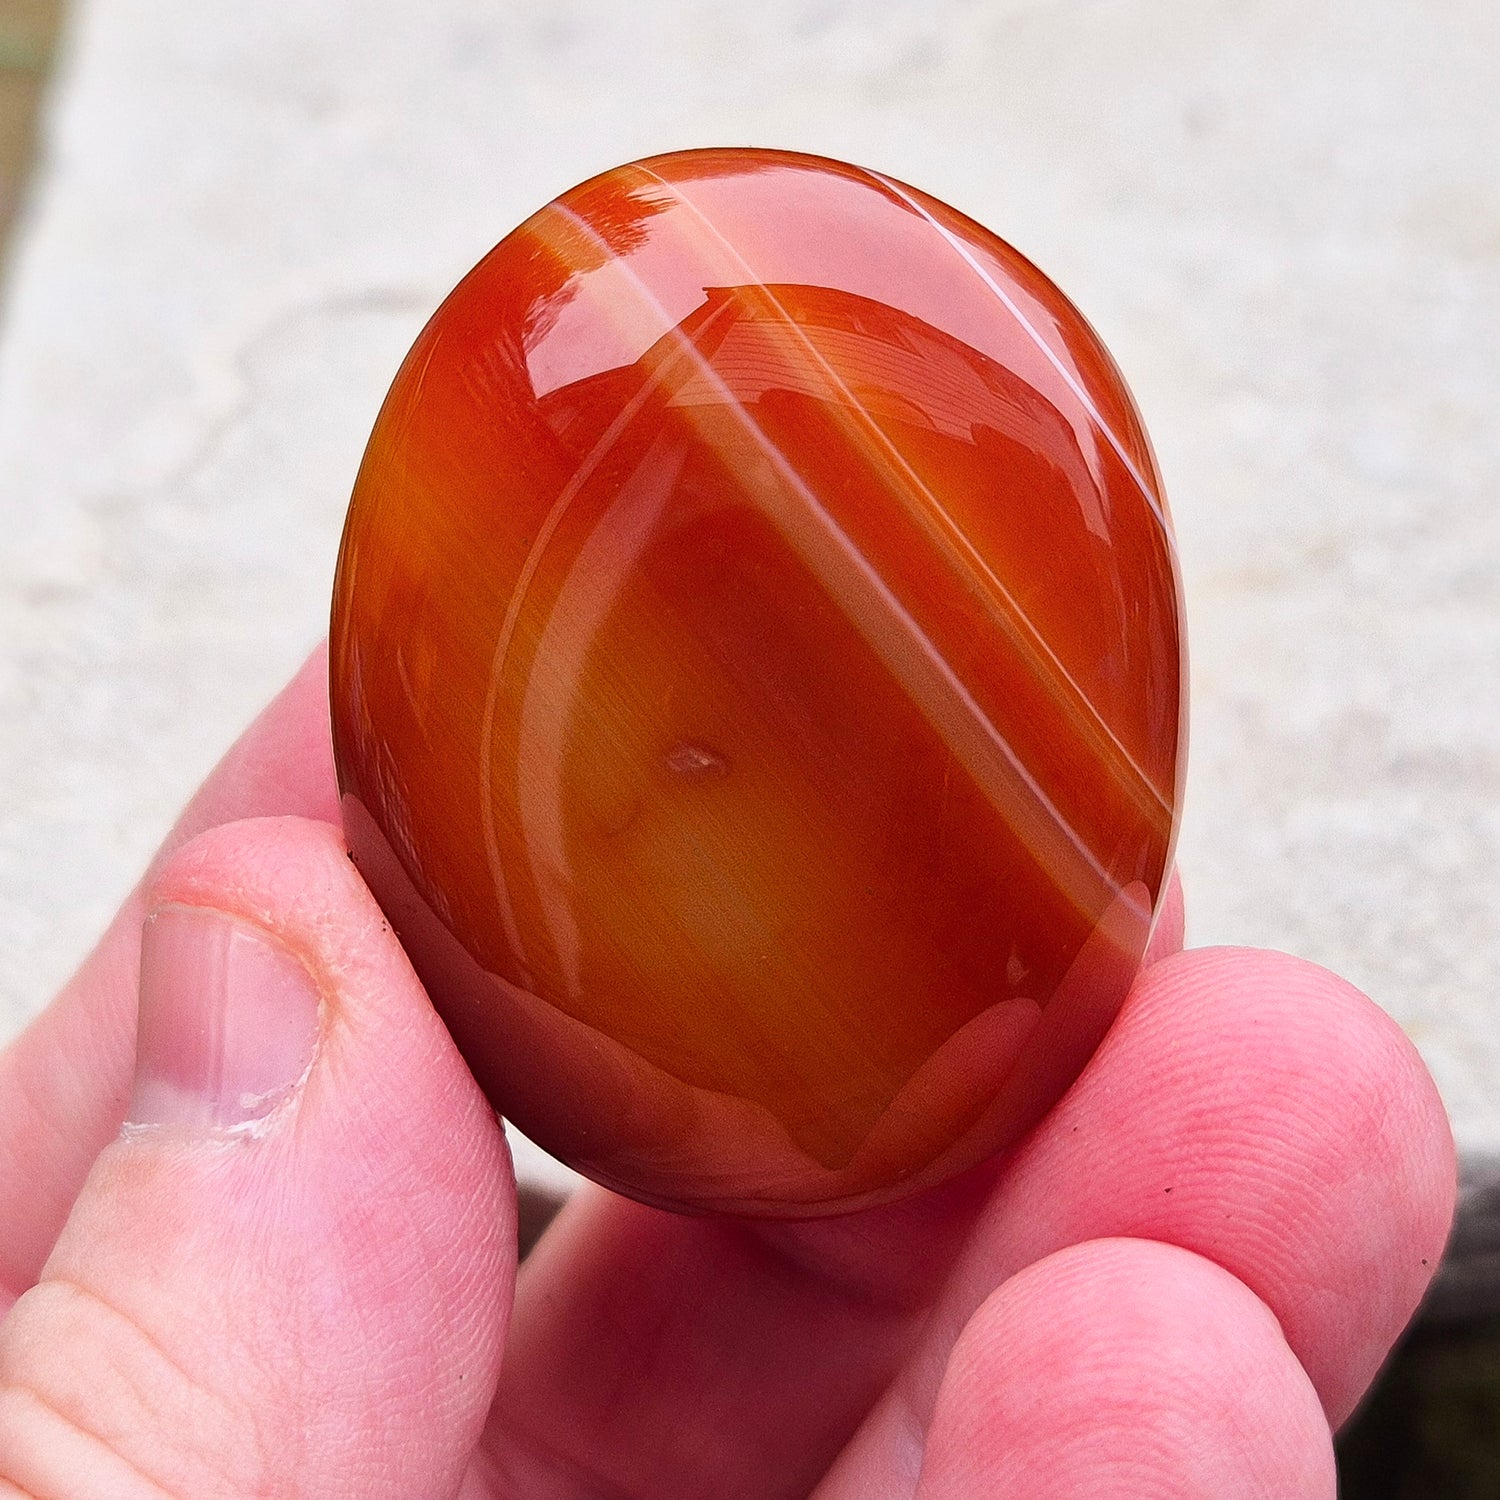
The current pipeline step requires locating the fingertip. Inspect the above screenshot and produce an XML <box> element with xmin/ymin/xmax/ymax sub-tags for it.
<box><xmin>146</xmin><ymin>813</ymin><xmax>353</xmax><ymax>930</ymax></box>
<box><xmin>1006</xmin><ymin>945</ymin><xmax>1456</xmax><ymax>1425</ymax></box>
<box><xmin>145</xmin><ymin>813</ymin><xmax>419</xmax><ymax>1062</ymax></box>
<box><xmin>1143</xmin><ymin>946</ymin><xmax>1457</xmax><ymax>1270</ymax></box>
<box><xmin>142</xmin><ymin>813</ymin><xmax>514</xmax><ymax>1208</ymax></box>
<box><xmin>1</xmin><ymin>811</ymin><xmax>517</xmax><ymax>1498</ymax></box>
<box><xmin>916</xmin><ymin>1238</ymin><xmax>1335</xmax><ymax>1499</ymax></box>
<box><xmin>0</xmin><ymin>649</ymin><xmax>347</xmax><ymax>1304</ymax></box>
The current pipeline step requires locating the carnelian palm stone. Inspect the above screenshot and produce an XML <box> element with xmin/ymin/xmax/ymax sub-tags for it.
<box><xmin>330</xmin><ymin>147</ymin><xmax>1185</xmax><ymax>1218</ymax></box>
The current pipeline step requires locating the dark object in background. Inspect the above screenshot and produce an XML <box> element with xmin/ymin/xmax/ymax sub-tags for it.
<box><xmin>0</xmin><ymin>0</ymin><xmax>64</xmax><ymax>257</ymax></box>
<box><xmin>517</xmin><ymin>1181</ymin><xmax>567</xmax><ymax>1260</ymax></box>
<box><xmin>1339</xmin><ymin>1158</ymin><xmax>1500</xmax><ymax>1497</ymax></box>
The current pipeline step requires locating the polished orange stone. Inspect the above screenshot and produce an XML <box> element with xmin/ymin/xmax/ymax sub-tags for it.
<box><xmin>330</xmin><ymin>148</ymin><xmax>1185</xmax><ymax>1217</ymax></box>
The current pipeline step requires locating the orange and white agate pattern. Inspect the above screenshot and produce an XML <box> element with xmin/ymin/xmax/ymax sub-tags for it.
<box><xmin>331</xmin><ymin>148</ymin><xmax>1185</xmax><ymax>1216</ymax></box>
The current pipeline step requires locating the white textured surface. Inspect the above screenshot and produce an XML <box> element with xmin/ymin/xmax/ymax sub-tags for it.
<box><xmin>1</xmin><ymin>0</ymin><xmax>1497</xmax><ymax>1161</ymax></box>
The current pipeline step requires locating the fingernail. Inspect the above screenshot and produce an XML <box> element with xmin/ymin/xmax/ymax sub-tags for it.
<box><xmin>129</xmin><ymin>904</ymin><xmax>321</xmax><ymax>1130</ymax></box>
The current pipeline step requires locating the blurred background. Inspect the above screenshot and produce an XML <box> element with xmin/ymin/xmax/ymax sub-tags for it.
<box><xmin>0</xmin><ymin>1</ymin><xmax>1496</xmax><ymax>1491</ymax></box>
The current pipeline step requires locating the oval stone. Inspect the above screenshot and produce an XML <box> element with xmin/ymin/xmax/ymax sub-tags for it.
<box><xmin>330</xmin><ymin>148</ymin><xmax>1186</xmax><ymax>1217</ymax></box>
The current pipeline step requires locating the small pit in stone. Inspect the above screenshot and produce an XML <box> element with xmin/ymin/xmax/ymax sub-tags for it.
<box><xmin>665</xmin><ymin>741</ymin><xmax>730</xmax><ymax>781</ymax></box>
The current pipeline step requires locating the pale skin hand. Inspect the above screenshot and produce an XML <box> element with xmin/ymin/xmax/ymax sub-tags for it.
<box><xmin>0</xmin><ymin>646</ymin><xmax>1456</xmax><ymax>1499</ymax></box>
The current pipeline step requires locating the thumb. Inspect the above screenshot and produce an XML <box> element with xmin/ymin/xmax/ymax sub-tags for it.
<box><xmin>0</xmin><ymin>817</ymin><xmax>516</xmax><ymax>1499</ymax></box>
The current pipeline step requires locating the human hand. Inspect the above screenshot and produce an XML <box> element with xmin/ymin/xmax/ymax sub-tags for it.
<box><xmin>0</xmin><ymin>646</ymin><xmax>1455</xmax><ymax>1497</ymax></box>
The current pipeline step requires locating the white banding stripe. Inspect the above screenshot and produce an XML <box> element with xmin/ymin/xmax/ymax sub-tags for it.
<box><xmin>502</xmin><ymin>183</ymin><xmax>1120</xmax><ymax>925</ymax></box>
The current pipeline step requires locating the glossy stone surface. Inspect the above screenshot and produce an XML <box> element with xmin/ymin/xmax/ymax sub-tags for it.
<box><xmin>330</xmin><ymin>148</ymin><xmax>1185</xmax><ymax>1217</ymax></box>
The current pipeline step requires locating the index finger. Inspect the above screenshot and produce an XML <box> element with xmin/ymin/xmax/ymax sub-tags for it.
<box><xmin>0</xmin><ymin>643</ymin><xmax>339</xmax><ymax>1299</ymax></box>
